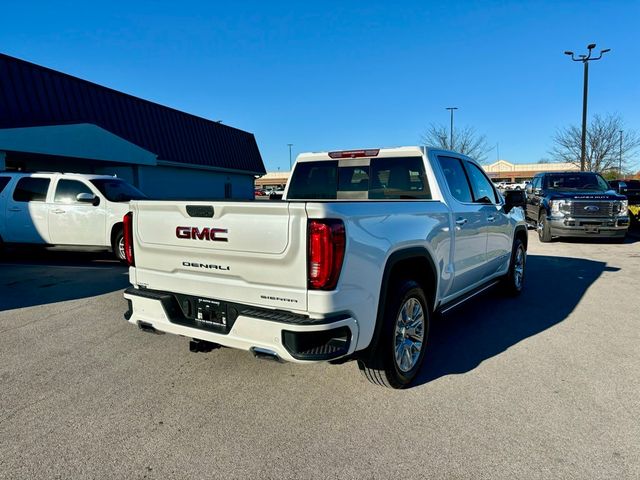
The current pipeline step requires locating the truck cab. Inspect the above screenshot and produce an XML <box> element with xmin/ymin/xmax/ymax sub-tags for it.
<box><xmin>0</xmin><ymin>172</ymin><xmax>146</xmax><ymax>259</ymax></box>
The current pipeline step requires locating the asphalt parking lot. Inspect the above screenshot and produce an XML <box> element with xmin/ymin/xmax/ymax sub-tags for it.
<box><xmin>1</xmin><ymin>232</ymin><xmax>639</xmax><ymax>479</ymax></box>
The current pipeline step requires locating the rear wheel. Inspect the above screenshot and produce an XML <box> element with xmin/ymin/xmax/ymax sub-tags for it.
<box><xmin>358</xmin><ymin>280</ymin><xmax>429</xmax><ymax>389</ymax></box>
<box><xmin>538</xmin><ymin>211</ymin><xmax>552</xmax><ymax>242</ymax></box>
<box><xmin>113</xmin><ymin>229</ymin><xmax>126</xmax><ymax>262</ymax></box>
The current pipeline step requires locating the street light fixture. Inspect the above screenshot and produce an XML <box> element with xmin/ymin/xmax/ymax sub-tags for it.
<box><xmin>287</xmin><ymin>143</ymin><xmax>293</xmax><ymax>170</ymax></box>
<box><xmin>445</xmin><ymin>107</ymin><xmax>458</xmax><ymax>150</ymax></box>
<box><xmin>564</xmin><ymin>43</ymin><xmax>611</xmax><ymax>171</ymax></box>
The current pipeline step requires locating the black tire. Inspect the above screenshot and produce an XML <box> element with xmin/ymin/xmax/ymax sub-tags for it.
<box><xmin>502</xmin><ymin>238</ymin><xmax>526</xmax><ymax>296</ymax></box>
<box><xmin>538</xmin><ymin>211</ymin><xmax>552</xmax><ymax>243</ymax></box>
<box><xmin>357</xmin><ymin>280</ymin><xmax>429</xmax><ymax>389</ymax></box>
<box><xmin>113</xmin><ymin>228</ymin><xmax>126</xmax><ymax>262</ymax></box>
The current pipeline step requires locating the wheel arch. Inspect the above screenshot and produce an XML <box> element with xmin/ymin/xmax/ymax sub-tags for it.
<box><xmin>514</xmin><ymin>225</ymin><xmax>528</xmax><ymax>250</ymax></box>
<box><xmin>110</xmin><ymin>222</ymin><xmax>123</xmax><ymax>247</ymax></box>
<box><xmin>358</xmin><ymin>247</ymin><xmax>438</xmax><ymax>361</ymax></box>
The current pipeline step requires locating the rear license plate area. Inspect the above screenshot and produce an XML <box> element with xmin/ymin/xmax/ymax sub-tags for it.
<box><xmin>170</xmin><ymin>294</ymin><xmax>238</xmax><ymax>334</ymax></box>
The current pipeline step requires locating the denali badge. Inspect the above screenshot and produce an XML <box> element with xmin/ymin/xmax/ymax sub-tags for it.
<box><xmin>182</xmin><ymin>261</ymin><xmax>230</xmax><ymax>271</ymax></box>
<box><xmin>584</xmin><ymin>205</ymin><xmax>600</xmax><ymax>212</ymax></box>
<box><xmin>176</xmin><ymin>226</ymin><xmax>228</xmax><ymax>242</ymax></box>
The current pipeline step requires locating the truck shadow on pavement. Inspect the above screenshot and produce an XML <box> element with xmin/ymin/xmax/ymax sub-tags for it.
<box><xmin>414</xmin><ymin>254</ymin><xmax>618</xmax><ymax>387</ymax></box>
<box><xmin>0</xmin><ymin>248</ymin><xmax>129</xmax><ymax>311</ymax></box>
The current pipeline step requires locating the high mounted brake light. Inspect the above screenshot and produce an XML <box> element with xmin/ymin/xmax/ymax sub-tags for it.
<box><xmin>308</xmin><ymin>219</ymin><xmax>346</xmax><ymax>290</ymax></box>
<box><xmin>328</xmin><ymin>149</ymin><xmax>380</xmax><ymax>159</ymax></box>
<box><xmin>123</xmin><ymin>212</ymin><xmax>135</xmax><ymax>266</ymax></box>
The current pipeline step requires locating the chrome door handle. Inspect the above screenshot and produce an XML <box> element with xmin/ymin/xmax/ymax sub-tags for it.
<box><xmin>487</xmin><ymin>215</ymin><xmax>496</xmax><ymax>222</ymax></box>
<box><xmin>455</xmin><ymin>218</ymin><xmax>468</xmax><ymax>227</ymax></box>
<box><xmin>51</xmin><ymin>209</ymin><xmax>65</xmax><ymax>214</ymax></box>
<box><xmin>8</xmin><ymin>207</ymin><xmax>21</xmax><ymax>212</ymax></box>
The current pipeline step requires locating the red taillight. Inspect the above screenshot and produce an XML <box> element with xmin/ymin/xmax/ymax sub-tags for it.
<box><xmin>308</xmin><ymin>219</ymin><xmax>345</xmax><ymax>290</ymax></box>
<box><xmin>123</xmin><ymin>212</ymin><xmax>135</xmax><ymax>266</ymax></box>
<box><xmin>328</xmin><ymin>149</ymin><xmax>379</xmax><ymax>159</ymax></box>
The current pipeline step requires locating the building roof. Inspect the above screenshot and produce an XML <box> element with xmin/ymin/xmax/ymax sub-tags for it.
<box><xmin>483</xmin><ymin>160</ymin><xmax>579</xmax><ymax>173</ymax></box>
<box><xmin>0</xmin><ymin>53</ymin><xmax>265</xmax><ymax>174</ymax></box>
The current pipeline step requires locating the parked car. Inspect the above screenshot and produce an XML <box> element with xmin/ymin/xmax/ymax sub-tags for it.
<box><xmin>525</xmin><ymin>171</ymin><xmax>628</xmax><ymax>242</ymax></box>
<box><xmin>608</xmin><ymin>179</ymin><xmax>640</xmax><ymax>205</ymax></box>
<box><xmin>509</xmin><ymin>180</ymin><xmax>530</xmax><ymax>191</ymax></box>
<box><xmin>268</xmin><ymin>187</ymin><xmax>286</xmax><ymax>200</ymax></box>
<box><xmin>123</xmin><ymin>146</ymin><xmax>528</xmax><ymax>388</ymax></box>
<box><xmin>0</xmin><ymin>172</ymin><xmax>146</xmax><ymax>260</ymax></box>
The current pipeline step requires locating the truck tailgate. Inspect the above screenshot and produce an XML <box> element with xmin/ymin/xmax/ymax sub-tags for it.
<box><xmin>130</xmin><ymin>201</ymin><xmax>309</xmax><ymax>311</ymax></box>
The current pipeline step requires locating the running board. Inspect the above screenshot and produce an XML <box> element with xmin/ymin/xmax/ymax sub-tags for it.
<box><xmin>437</xmin><ymin>280</ymin><xmax>500</xmax><ymax>315</ymax></box>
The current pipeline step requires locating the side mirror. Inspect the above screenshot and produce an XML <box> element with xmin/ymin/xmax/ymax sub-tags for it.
<box><xmin>503</xmin><ymin>189</ymin><xmax>526</xmax><ymax>213</ymax></box>
<box><xmin>525</xmin><ymin>184</ymin><xmax>533</xmax><ymax>194</ymax></box>
<box><xmin>77</xmin><ymin>193</ymin><xmax>100</xmax><ymax>206</ymax></box>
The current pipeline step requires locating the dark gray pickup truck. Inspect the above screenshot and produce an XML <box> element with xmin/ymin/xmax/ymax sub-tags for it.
<box><xmin>525</xmin><ymin>171</ymin><xmax>629</xmax><ymax>242</ymax></box>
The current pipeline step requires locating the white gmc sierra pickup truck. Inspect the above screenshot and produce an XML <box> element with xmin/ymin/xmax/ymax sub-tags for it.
<box><xmin>124</xmin><ymin>147</ymin><xmax>528</xmax><ymax>388</ymax></box>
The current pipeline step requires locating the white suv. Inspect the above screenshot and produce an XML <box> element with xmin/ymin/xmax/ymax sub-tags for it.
<box><xmin>0</xmin><ymin>172</ymin><xmax>146</xmax><ymax>260</ymax></box>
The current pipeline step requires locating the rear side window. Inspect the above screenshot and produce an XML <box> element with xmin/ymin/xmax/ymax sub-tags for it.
<box><xmin>13</xmin><ymin>177</ymin><xmax>51</xmax><ymax>202</ymax></box>
<box><xmin>437</xmin><ymin>156</ymin><xmax>473</xmax><ymax>203</ymax></box>
<box><xmin>287</xmin><ymin>157</ymin><xmax>431</xmax><ymax>200</ymax></box>
<box><xmin>54</xmin><ymin>179</ymin><xmax>93</xmax><ymax>203</ymax></box>
<box><xmin>0</xmin><ymin>176</ymin><xmax>10</xmax><ymax>194</ymax></box>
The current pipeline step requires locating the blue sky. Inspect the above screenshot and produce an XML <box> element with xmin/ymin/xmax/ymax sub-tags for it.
<box><xmin>2</xmin><ymin>1</ymin><xmax>639</xmax><ymax>171</ymax></box>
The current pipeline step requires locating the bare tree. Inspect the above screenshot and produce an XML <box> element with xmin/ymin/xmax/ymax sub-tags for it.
<box><xmin>420</xmin><ymin>123</ymin><xmax>491</xmax><ymax>162</ymax></box>
<box><xmin>550</xmin><ymin>113</ymin><xmax>640</xmax><ymax>173</ymax></box>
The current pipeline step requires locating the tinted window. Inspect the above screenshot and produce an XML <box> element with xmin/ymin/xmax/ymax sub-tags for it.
<box><xmin>533</xmin><ymin>177</ymin><xmax>542</xmax><ymax>189</ymax></box>
<box><xmin>287</xmin><ymin>157</ymin><xmax>432</xmax><ymax>200</ymax></box>
<box><xmin>465</xmin><ymin>162</ymin><xmax>497</xmax><ymax>203</ymax></box>
<box><xmin>543</xmin><ymin>173</ymin><xmax>609</xmax><ymax>191</ymax></box>
<box><xmin>90</xmin><ymin>179</ymin><xmax>147</xmax><ymax>202</ymax></box>
<box><xmin>338</xmin><ymin>166</ymin><xmax>370</xmax><ymax>192</ymax></box>
<box><xmin>369</xmin><ymin>157</ymin><xmax>431</xmax><ymax>199</ymax></box>
<box><xmin>13</xmin><ymin>178</ymin><xmax>50</xmax><ymax>202</ymax></box>
<box><xmin>54</xmin><ymin>180</ymin><xmax>93</xmax><ymax>203</ymax></box>
<box><xmin>0</xmin><ymin>176</ymin><xmax>10</xmax><ymax>194</ymax></box>
<box><xmin>287</xmin><ymin>161</ymin><xmax>338</xmax><ymax>199</ymax></box>
<box><xmin>437</xmin><ymin>156</ymin><xmax>473</xmax><ymax>203</ymax></box>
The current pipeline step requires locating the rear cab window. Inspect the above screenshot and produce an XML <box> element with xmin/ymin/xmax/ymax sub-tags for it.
<box><xmin>12</xmin><ymin>177</ymin><xmax>51</xmax><ymax>202</ymax></box>
<box><xmin>287</xmin><ymin>156</ymin><xmax>432</xmax><ymax>200</ymax></box>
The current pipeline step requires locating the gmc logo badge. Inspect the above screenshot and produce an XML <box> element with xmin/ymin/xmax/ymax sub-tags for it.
<box><xmin>176</xmin><ymin>226</ymin><xmax>228</xmax><ymax>242</ymax></box>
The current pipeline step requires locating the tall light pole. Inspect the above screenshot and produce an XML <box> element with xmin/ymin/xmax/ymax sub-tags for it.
<box><xmin>446</xmin><ymin>107</ymin><xmax>458</xmax><ymax>150</ymax></box>
<box><xmin>287</xmin><ymin>143</ymin><xmax>293</xmax><ymax>170</ymax></box>
<box><xmin>564</xmin><ymin>43</ymin><xmax>611</xmax><ymax>171</ymax></box>
<box><xmin>619</xmin><ymin>130</ymin><xmax>623</xmax><ymax>177</ymax></box>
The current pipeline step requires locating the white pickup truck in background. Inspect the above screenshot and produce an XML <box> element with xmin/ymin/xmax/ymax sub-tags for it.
<box><xmin>123</xmin><ymin>146</ymin><xmax>528</xmax><ymax>388</ymax></box>
<box><xmin>0</xmin><ymin>172</ymin><xmax>146</xmax><ymax>260</ymax></box>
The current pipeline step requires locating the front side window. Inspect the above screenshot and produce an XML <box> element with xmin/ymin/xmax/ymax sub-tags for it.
<box><xmin>437</xmin><ymin>156</ymin><xmax>473</xmax><ymax>203</ymax></box>
<box><xmin>90</xmin><ymin>179</ymin><xmax>147</xmax><ymax>202</ymax></box>
<box><xmin>13</xmin><ymin>177</ymin><xmax>50</xmax><ymax>202</ymax></box>
<box><xmin>465</xmin><ymin>162</ymin><xmax>497</xmax><ymax>203</ymax></box>
<box><xmin>54</xmin><ymin>180</ymin><xmax>93</xmax><ymax>204</ymax></box>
